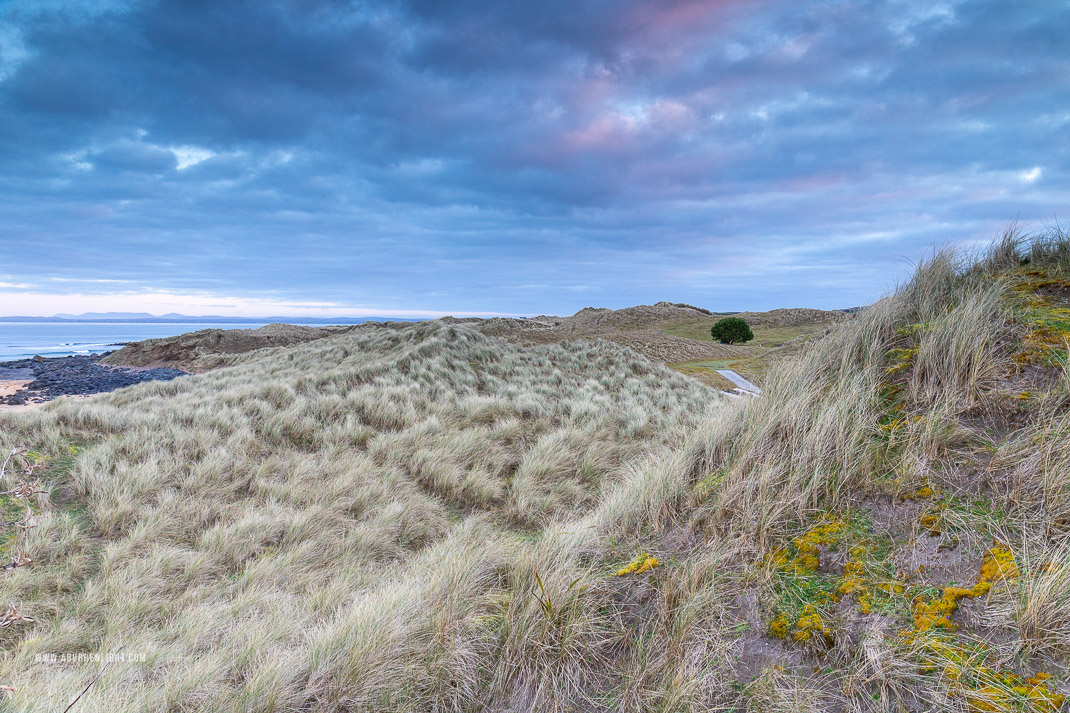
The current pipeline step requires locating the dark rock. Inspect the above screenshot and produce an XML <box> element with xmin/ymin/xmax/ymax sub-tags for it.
<box><xmin>32</xmin><ymin>355</ymin><xmax>46</xmax><ymax>362</ymax></box>
<box><xmin>0</xmin><ymin>353</ymin><xmax>187</xmax><ymax>406</ymax></box>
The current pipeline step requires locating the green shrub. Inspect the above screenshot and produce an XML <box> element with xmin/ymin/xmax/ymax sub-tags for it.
<box><xmin>711</xmin><ymin>317</ymin><xmax>754</xmax><ymax>344</ymax></box>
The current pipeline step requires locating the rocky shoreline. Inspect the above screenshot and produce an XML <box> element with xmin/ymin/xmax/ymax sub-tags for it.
<box><xmin>0</xmin><ymin>353</ymin><xmax>187</xmax><ymax>406</ymax></box>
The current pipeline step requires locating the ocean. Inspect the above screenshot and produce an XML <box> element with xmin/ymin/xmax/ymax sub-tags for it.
<box><xmin>0</xmin><ymin>322</ymin><xmax>289</xmax><ymax>362</ymax></box>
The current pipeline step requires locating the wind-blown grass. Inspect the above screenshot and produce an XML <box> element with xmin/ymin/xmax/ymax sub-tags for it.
<box><xmin>2</xmin><ymin>229</ymin><xmax>1070</xmax><ymax>711</ymax></box>
<box><xmin>0</xmin><ymin>322</ymin><xmax>723</xmax><ymax>711</ymax></box>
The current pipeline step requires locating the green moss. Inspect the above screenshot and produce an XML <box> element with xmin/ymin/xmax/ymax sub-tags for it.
<box><xmin>1007</xmin><ymin>267</ymin><xmax>1070</xmax><ymax>367</ymax></box>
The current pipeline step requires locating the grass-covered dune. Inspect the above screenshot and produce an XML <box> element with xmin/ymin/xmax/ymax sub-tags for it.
<box><xmin>0</xmin><ymin>322</ymin><xmax>724</xmax><ymax>711</ymax></box>
<box><xmin>2</xmin><ymin>230</ymin><xmax>1070</xmax><ymax>711</ymax></box>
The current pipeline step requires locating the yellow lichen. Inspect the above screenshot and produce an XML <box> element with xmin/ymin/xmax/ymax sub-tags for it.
<box><xmin>913</xmin><ymin>586</ymin><xmax>982</xmax><ymax>632</ymax></box>
<box><xmin>978</xmin><ymin>543</ymin><xmax>1018</xmax><ymax>583</ymax></box>
<box><xmin>763</xmin><ymin>518</ymin><xmax>847</xmax><ymax>644</ymax></box>
<box><xmin>911</xmin><ymin>543</ymin><xmax>1018</xmax><ymax>632</ymax></box>
<box><xmin>880</xmin><ymin>414</ymin><xmax>925</xmax><ymax>433</ymax></box>
<box><xmin>692</xmin><ymin>469</ymin><xmax>725</xmax><ymax>499</ymax></box>
<box><xmin>963</xmin><ymin>670</ymin><xmax>1066</xmax><ymax>713</ymax></box>
<box><xmin>886</xmin><ymin>347</ymin><xmax>919</xmax><ymax>375</ymax></box>
<box><xmin>920</xmin><ymin>512</ymin><xmax>942</xmax><ymax>536</ymax></box>
<box><xmin>787</xmin><ymin>518</ymin><xmax>844</xmax><ymax>573</ymax></box>
<box><xmin>896</xmin><ymin>322</ymin><xmax>934</xmax><ymax>336</ymax></box>
<box><xmin>768</xmin><ymin>612</ymin><xmax>790</xmax><ymax>639</ymax></box>
<box><xmin>769</xmin><ymin>606</ymin><xmax>833</xmax><ymax>646</ymax></box>
<box><xmin>900</xmin><ymin>483</ymin><xmax>936</xmax><ymax>501</ymax></box>
<box><xmin>768</xmin><ymin>520</ymin><xmax>912</xmax><ymax>642</ymax></box>
<box><xmin>905</xmin><ymin>630</ymin><xmax>1065</xmax><ymax>712</ymax></box>
<box><xmin>617</xmin><ymin>553</ymin><xmax>659</xmax><ymax>576</ymax></box>
<box><xmin>834</xmin><ymin>548</ymin><xmax>906</xmax><ymax>616</ymax></box>
<box><xmin>898</xmin><ymin>536</ymin><xmax>1059</xmax><ymax>711</ymax></box>
<box><xmin>1013</xmin><ymin>319</ymin><xmax>1070</xmax><ymax>367</ymax></box>
<box><xmin>791</xmin><ymin>604</ymin><xmax>833</xmax><ymax>645</ymax></box>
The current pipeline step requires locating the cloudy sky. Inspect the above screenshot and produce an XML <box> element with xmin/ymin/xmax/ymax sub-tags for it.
<box><xmin>0</xmin><ymin>0</ymin><xmax>1066</xmax><ymax>317</ymax></box>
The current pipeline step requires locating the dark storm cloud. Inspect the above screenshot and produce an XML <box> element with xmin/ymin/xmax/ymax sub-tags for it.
<box><xmin>0</xmin><ymin>0</ymin><xmax>1067</xmax><ymax>315</ymax></box>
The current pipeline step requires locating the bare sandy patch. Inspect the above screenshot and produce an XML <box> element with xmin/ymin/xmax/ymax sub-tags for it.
<box><xmin>0</xmin><ymin>379</ymin><xmax>31</xmax><ymax>399</ymax></box>
<box><xmin>0</xmin><ymin>379</ymin><xmax>90</xmax><ymax>412</ymax></box>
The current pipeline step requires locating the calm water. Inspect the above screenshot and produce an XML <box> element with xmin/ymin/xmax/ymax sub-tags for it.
<box><xmin>0</xmin><ymin>322</ymin><xmax>287</xmax><ymax>362</ymax></box>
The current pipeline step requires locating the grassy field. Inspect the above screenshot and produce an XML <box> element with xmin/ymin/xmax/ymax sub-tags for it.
<box><xmin>663</xmin><ymin>320</ymin><xmax>832</xmax><ymax>348</ymax></box>
<box><xmin>668</xmin><ymin>322</ymin><xmax>835</xmax><ymax>383</ymax></box>
<box><xmin>1</xmin><ymin>230</ymin><xmax>1069</xmax><ymax>711</ymax></box>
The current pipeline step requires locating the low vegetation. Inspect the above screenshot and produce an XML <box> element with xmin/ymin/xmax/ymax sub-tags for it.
<box><xmin>1</xmin><ymin>228</ymin><xmax>1068</xmax><ymax>711</ymax></box>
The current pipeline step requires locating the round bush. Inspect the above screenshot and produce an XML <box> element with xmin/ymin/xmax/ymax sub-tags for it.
<box><xmin>710</xmin><ymin>317</ymin><xmax>754</xmax><ymax>345</ymax></box>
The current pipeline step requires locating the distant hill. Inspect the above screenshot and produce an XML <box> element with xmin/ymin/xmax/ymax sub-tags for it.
<box><xmin>102</xmin><ymin>322</ymin><xmax>363</xmax><ymax>372</ymax></box>
<box><xmin>0</xmin><ymin>312</ymin><xmax>421</xmax><ymax>324</ymax></box>
<box><xmin>439</xmin><ymin>301</ymin><xmax>848</xmax><ymax>368</ymax></box>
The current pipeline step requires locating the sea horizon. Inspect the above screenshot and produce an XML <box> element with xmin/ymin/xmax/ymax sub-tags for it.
<box><xmin>0</xmin><ymin>321</ymin><xmax>328</xmax><ymax>362</ymax></box>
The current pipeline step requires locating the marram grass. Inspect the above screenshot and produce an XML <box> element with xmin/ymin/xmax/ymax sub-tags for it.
<box><xmin>1</xmin><ymin>229</ymin><xmax>1070</xmax><ymax>711</ymax></box>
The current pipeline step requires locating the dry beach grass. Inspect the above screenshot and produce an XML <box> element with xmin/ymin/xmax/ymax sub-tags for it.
<box><xmin>0</xmin><ymin>230</ymin><xmax>1069</xmax><ymax>711</ymax></box>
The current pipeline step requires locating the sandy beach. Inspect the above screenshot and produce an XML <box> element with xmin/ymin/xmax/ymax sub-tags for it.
<box><xmin>0</xmin><ymin>353</ymin><xmax>186</xmax><ymax>409</ymax></box>
<box><xmin>0</xmin><ymin>378</ymin><xmax>31</xmax><ymax>399</ymax></box>
<box><xmin>0</xmin><ymin>378</ymin><xmax>92</xmax><ymax>411</ymax></box>
<box><xmin>0</xmin><ymin>378</ymin><xmax>39</xmax><ymax>411</ymax></box>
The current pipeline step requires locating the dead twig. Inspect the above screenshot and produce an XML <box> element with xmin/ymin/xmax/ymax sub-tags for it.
<box><xmin>14</xmin><ymin>508</ymin><xmax>36</xmax><ymax>532</ymax></box>
<box><xmin>0</xmin><ymin>447</ymin><xmax>26</xmax><ymax>484</ymax></box>
<box><xmin>0</xmin><ymin>550</ymin><xmax>32</xmax><ymax>571</ymax></box>
<box><xmin>1</xmin><ymin>479</ymin><xmax>47</xmax><ymax>500</ymax></box>
<box><xmin>62</xmin><ymin>645</ymin><xmax>126</xmax><ymax>713</ymax></box>
<box><xmin>0</xmin><ymin>604</ymin><xmax>36</xmax><ymax>628</ymax></box>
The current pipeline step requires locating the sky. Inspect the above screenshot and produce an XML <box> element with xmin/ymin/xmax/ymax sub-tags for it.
<box><xmin>0</xmin><ymin>0</ymin><xmax>1067</xmax><ymax>318</ymax></box>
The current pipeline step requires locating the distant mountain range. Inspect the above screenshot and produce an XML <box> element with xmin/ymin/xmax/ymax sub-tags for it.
<box><xmin>0</xmin><ymin>312</ymin><xmax>421</xmax><ymax>324</ymax></box>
